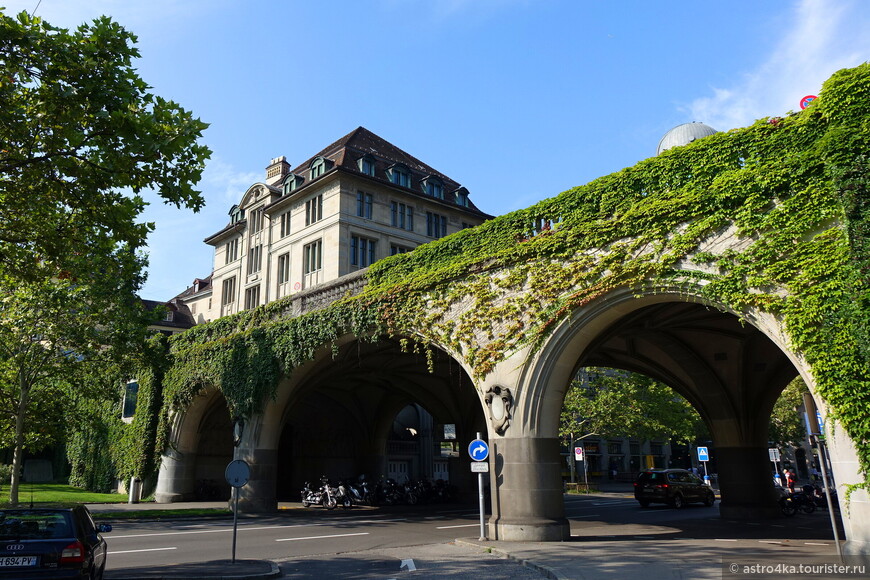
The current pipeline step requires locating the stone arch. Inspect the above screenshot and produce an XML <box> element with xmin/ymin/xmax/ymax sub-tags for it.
<box><xmin>154</xmin><ymin>387</ymin><xmax>233</xmax><ymax>503</ymax></box>
<box><xmin>231</xmin><ymin>333</ymin><xmax>486</xmax><ymax>511</ymax></box>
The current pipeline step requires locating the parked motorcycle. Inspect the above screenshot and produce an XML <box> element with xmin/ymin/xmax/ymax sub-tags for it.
<box><xmin>301</xmin><ymin>477</ymin><xmax>337</xmax><ymax>509</ymax></box>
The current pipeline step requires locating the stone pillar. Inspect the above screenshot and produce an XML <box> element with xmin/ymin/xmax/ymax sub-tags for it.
<box><xmin>826</xmin><ymin>424</ymin><xmax>870</xmax><ymax>555</ymax></box>
<box><xmin>238</xmin><ymin>448</ymin><xmax>278</xmax><ymax>513</ymax></box>
<box><xmin>716</xmin><ymin>445</ymin><xmax>781</xmax><ymax>518</ymax></box>
<box><xmin>489</xmin><ymin>437</ymin><xmax>570</xmax><ymax>541</ymax></box>
<box><xmin>154</xmin><ymin>448</ymin><xmax>196</xmax><ymax>503</ymax></box>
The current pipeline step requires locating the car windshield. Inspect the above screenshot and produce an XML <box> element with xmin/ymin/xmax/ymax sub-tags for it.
<box><xmin>0</xmin><ymin>511</ymin><xmax>73</xmax><ymax>540</ymax></box>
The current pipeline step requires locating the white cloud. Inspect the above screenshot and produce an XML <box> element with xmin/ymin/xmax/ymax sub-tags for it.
<box><xmin>685</xmin><ymin>0</ymin><xmax>870</xmax><ymax>131</ymax></box>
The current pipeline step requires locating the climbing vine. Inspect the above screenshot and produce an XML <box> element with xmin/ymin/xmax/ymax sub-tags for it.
<box><xmin>112</xmin><ymin>64</ymin><xmax>870</xmax><ymax>492</ymax></box>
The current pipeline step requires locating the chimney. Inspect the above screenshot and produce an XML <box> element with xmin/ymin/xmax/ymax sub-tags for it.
<box><xmin>265</xmin><ymin>156</ymin><xmax>290</xmax><ymax>186</ymax></box>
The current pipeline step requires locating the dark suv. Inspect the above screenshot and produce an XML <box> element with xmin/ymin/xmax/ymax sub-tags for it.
<box><xmin>633</xmin><ymin>468</ymin><xmax>716</xmax><ymax>508</ymax></box>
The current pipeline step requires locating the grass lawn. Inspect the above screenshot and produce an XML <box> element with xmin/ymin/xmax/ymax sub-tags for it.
<box><xmin>0</xmin><ymin>483</ymin><xmax>129</xmax><ymax>505</ymax></box>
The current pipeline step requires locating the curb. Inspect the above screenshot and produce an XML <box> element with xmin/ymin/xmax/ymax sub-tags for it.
<box><xmin>454</xmin><ymin>538</ymin><xmax>564</xmax><ymax>580</ymax></box>
<box><xmin>108</xmin><ymin>560</ymin><xmax>280</xmax><ymax>580</ymax></box>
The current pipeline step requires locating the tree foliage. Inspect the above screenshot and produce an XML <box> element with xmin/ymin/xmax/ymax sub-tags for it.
<box><xmin>0</xmin><ymin>10</ymin><xmax>210</xmax><ymax>500</ymax></box>
<box><xmin>768</xmin><ymin>376</ymin><xmax>810</xmax><ymax>447</ymax></box>
<box><xmin>559</xmin><ymin>368</ymin><xmax>707</xmax><ymax>445</ymax></box>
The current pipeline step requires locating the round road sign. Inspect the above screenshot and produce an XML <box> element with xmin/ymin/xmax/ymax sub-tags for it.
<box><xmin>225</xmin><ymin>459</ymin><xmax>251</xmax><ymax>488</ymax></box>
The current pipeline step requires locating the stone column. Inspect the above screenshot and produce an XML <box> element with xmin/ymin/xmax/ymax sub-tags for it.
<box><xmin>154</xmin><ymin>448</ymin><xmax>196</xmax><ymax>503</ymax></box>
<box><xmin>488</xmin><ymin>436</ymin><xmax>570</xmax><ymax>541</ymax></box>
<box><xmin>237</xmin><ymin>448</ymin><xmax>278</xmax><ymax>512</ymax></box>
<box><xmin>715</xmin><ymin>445</ymin><xmax>782</xmax><ymax>518</ymax></box>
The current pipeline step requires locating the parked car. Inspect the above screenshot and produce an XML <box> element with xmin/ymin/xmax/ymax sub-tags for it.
<box><xmin>633</xmin><ymin>468</ymin><xmax>716</xmax><ymax>508</ymax></box>
<box><xmin>0</xmin><ymin>505</ymin><xmax>111</xmax><ymax>579</ymax></box>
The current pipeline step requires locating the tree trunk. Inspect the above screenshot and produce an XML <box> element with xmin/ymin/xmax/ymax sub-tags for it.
<box><xmin>10</xmin><ymin>374</ymin><xmax>30</xmax><ymax>507</ymax></box>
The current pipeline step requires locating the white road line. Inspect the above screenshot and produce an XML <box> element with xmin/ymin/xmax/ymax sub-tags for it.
<box><xmin>109</xmin><ymin>547</ymin><xmax>178</xmax><ymax>555</ymax></box>
<box><xmin>111</xmin><ymin>518</ymin><xmax>408</xmax><ymax>540</ymax></box>
<box><xmin>758</xmin><ymin>540</ymin><xmax>782</xmax><ymax>544</ymax></box>
<box><xmin>592</xmin><ymin>501</ymin><xmax>632</xmax><ymax>506</ymax></box>
<box><xmin>805</xmin><ymin>542</ymin><xmax>829</xmax><ymax>546</ymax></box>
<box><xmin>436</xmin><ymin>524</ymin><xmax>479</xmax><ymax>529</ymax></box>
<box><xmin>276</xmin><ymin>532</ymin><xmax>370</xmax><ymax>542</ymax></box>
<box><xmin>715</xmin><ymin>539</ymin><xmax>738</xmax><ymax>542</ymax></box>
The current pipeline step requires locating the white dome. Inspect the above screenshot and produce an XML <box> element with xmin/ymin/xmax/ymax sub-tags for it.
<box><xmin>656</xmin><ymin>122</ymin><xmax>717</xmax><ymax>155</ymax></box>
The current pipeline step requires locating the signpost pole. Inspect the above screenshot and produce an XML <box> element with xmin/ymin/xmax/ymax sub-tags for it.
<box><xmin>231</xmin><ymin>485</ymin><xmax>239</xmax><ymax>564</ymax></box>
<box><xmin>803</xmin><ymin>394</ymin><xmax>842</xmax><ymax>562</ymax></box>
<box><xmin>477</xmin><ymin>432</ymin><xmax>486</xmax><ymax>541</ymax></box>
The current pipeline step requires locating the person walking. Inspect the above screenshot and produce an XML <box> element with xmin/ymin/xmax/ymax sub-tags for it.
<box><xmin>785</xmin><ymin>469</ymin><xmax>797</xmax><ymax>493</ymax></box>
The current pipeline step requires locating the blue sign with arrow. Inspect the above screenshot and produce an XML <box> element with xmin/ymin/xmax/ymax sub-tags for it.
<box><xmin>469</xmin><ymin>439</ymin><xmax>489</xmax><ymax>462</ymax></box>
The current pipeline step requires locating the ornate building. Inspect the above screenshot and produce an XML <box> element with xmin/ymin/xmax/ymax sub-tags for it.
<box><xmin>174</xmin><ymin>127</ymin><xmax>490</xmax><ymax>323</ymax></box>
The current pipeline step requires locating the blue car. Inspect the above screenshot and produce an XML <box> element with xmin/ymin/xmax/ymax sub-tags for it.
<box><xmin>0</xmin><ymin>505</ymin><xmax>111</xmax><ymax>579</ymax></box>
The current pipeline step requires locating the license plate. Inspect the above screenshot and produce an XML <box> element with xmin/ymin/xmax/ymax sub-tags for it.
<box><xmin>0</xmin><ymin>556</ymin><xmax>38</xmax><ymax>567</ymax></box>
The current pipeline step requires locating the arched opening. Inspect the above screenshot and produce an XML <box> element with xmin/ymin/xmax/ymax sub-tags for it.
<box><xmin>272</xmin><ymin>337</ymin><xmax>485</xmax><ymax>502</ymax></box>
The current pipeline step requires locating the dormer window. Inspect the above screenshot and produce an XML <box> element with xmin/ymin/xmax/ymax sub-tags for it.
<box><xmin>229</xmin><ymin>204</ymin><xmax>244</xmax><ymax>225</ymax></box>
<box><xmin>389</xmin><ymin>164</ymin><xmax>411</xmax><ymax>188</ymax></box>
<box><xmin>423</xmin><ymin>177</ymin><xmax>444</xmax><ymax>200</ymax></box>
<box><xmin>309</xmin><ymin>156</ymin><xmax>332</xmax><ymax>180</ymax></box>
<box><xmin>358</xmin><ymin>155</ymin><xmax>376</xmax><ymax>177</ymax></box>
<box><xmin>283</xmin><ymin>174</ymin><xmax>302</xmax><ymax>195</ymax></box>
<box><xmin>455</xmin><ymin>187</ymin><xmax>469</xmax><ymax>207</ymax></box>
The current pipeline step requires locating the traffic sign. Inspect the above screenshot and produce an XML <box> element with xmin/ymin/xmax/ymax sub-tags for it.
<box><xmin>471</xmin><ymin>462</ymin><xmax>489</xmax><ymax>473</ymax></box>
<box><xmin>697</xmin><ymin>447</ymin><xmax>709</xmax><ymax>462</ymax></box>
<box><xmin>574</xmin><ymin>446</ymin><xmax>584</xmax><ymax>461</ymax></box>
<box><xmin>800</xmin><ymin>95</ymin><xmax>817</xmax><ymax>109</ymax></box>
<box><xmin>469</xmin><ymin>439</ymin><xmax>489</xmax><ymax>461</ymax></box>
<box><xmin>225</xmin><ymin>459</ymin><xmax>250</xmax><ymax>488</ymax></box>
<box><xmin>769</xmin><ymin>448</ymin><xmax>781</xmax><ymax>462</ymax></box>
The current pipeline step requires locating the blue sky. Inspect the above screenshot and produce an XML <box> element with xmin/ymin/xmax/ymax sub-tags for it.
<box><xmin>4</xmin><ymin>0</ymin><xmax>869</xmax><ymax>300</ymax></box>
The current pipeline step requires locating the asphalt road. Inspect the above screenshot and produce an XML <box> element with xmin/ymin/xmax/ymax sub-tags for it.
<box><xmin>102</xmin><ymin>492</ymin><xmax>844</xmax><ymax>579</ymax></box>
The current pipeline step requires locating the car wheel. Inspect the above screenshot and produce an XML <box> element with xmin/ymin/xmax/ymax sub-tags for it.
<box><xmin>672</xmin><ymin>494</ymin><xmax>684</xmax><ymax>509</ymax></box>
<box><xmin>638</xmin><ymin>499</ymin><xmax>650</xmax><ymax>508</ymax></box>
<box><xmin>704</xmin><ymin>492</ymin><xmax>715</xmax><ymax>507</ymax></box>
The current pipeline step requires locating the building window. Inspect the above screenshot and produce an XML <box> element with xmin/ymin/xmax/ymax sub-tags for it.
<box><xmin>280</xmin><ymin>212</ymin><xmax>291</xmax><ymax>238</ymax></box>
<box><xmin>390</xmin><ymin>165</ymin><xmax>411</xmax><ymax>188</ymax></box>
<box><xmin>221</xmin><ymin>277</ymin><xmax>236</xmax><ymax>305</ymax></box>
<box><xmin>305</xmin><ymin>194</ymin><xmax>323</xmax><ymax>226</ymax></box>
<box><xmin>249</xmin><ymin>207</ymin><xmax>264</xmax><ymax>233</ymax></box>
<box><xmin>424</xmin><ymin>178</ymin><xmax>443</xmax><ymax>199</ymax></box>
<box><xmin>303</xmin><ymin>240</ymin><xmax>322</xmax><ymax>274</ymax></box>
<box><xmin>350</xmin><ymin>235</ymin><xmax>377</xmax><ymax>268</ymax></box>
<box><xmin>310</xmin><ymin>157</ymin><xmax>326</xmax><ymax>179</ymax></box>
<box><xmin>357</xmin><ymin>191</ymin><xmax>373</xmax><ymax>219</ymax></box>
<box><xmin>247</xmin><ymin>244</ymin><xmax>262</xmax><ymax>275</ymax></box>
<box><xmin>391</xmin><ymin>245</ymin><xmax>412</xmax><ymax>256</ymax></box>
<box><xmin>122</xmin><ymin>380</ymin><xmax>138</xmax><ymax>419</ymax></box>
<box><xmin>224</xmin><ymin>238</ymin><xmax>239</xmax><ymax>264</ymax></box>
<box><xmin>283</xmin><ymin>174</ymin><xmax>301</xmax><ymax>195</ymax></box>
<box><xmin>277</xmin><ymin>252</ymin><xmax>290</xmax><ymax>285</ymax></box>
<box><xmin>244</xmin><ymin>285</ymin><xmax>260</xmax><ymax>310</ymax></box>
<box><xmin>426</xmin><ymin>211</ymin><xmax>447</xmax><ymax>238</ymax></box>
<box><xmin>358</xmin><ymin>155</ymin><xmax>375</xmax><ymax>176</ymax></box>
<box><xmin>229</xmin><ymin>204</ymin><xmax>244</xmax><ymax>224</ymax></box>
<box><xmin>456</xmin><ymin>188</ymin><xmax>469</xmax><ymax>207</ymax></box>
<box><xmin>390</xmin><ymin>201</ymin><xmax>414</xmax><ymax>231</ymax></box>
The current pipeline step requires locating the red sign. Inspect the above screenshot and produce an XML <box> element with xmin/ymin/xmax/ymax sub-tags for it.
<box><xmin>800</xmin><ymin>95</ymin><xmax>818</xmax><ymax>110</ymax></box>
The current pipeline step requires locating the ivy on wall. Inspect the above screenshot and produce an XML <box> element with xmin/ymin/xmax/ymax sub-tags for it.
<box><xmin>78</xmin><ymin>64</ymin><xmax>870</xmax><ymax>491</ymax></box>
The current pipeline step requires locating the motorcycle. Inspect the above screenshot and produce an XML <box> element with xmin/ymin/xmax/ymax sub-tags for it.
<box><xmin>301</xmin><ymin>477</ymin><xmax>337</xmax><ymax>509</ymax></box>
<box><xmin>335</xmin><ymin>480</ymin><xmax>353</xmax><ymax>509</ymax></box>
<box><xmin>779</xmin><ymin>489</ymin><xmax>815</xmax><ymax>516</ymax></box>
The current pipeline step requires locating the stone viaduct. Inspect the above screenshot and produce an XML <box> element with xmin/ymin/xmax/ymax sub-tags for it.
<box><xmin>154</xmin><ymin>65</ymin><xmax>870</xmax><ymax>554</ymax></box>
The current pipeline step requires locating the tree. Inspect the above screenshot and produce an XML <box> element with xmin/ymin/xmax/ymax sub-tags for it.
<box><xmin>0</xmin><ymin>11</ymin><xmax>210</xmax><ymax>283</ymax></box>
<box><xmin>559</xmin><ymin>368</ymin><xmax>707</xmax><ymax>448</ymax></box>
<box><xmin>769</xmin><ymin>377</ymin><xmax>810</xmax><ymax>448</ymax></box>
<box><xmin>0</xmin><ymin>11</ymin><xmax>210</xmax><ymax>503</ymax></box>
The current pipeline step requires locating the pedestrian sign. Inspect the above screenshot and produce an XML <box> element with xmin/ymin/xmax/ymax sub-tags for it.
<box><xmin>697</xmin><ymin>447</ymin><xmax>709</xmax><ymax>462</ymax></box>
<box><xmin>469</xmin><ymin>439</ymin><xmax>489</xmax><ymax>461</ymax></box>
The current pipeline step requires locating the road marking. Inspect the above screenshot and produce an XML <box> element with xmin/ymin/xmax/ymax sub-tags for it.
<box><xmin>758</xmin><ymin>540</ymin><xmax>782</xmax><ymax>544</ymax></box>
<box><xmin>715</xmin><ymin>539</ymin><xmax>738</xmax><ymax>542</ymax></box>
<box><xmin>109</xmin><ymin>547</ymin><xmax>178</xmax><ymax>555</ymax></box>
<box><xmin>111</xmin><ymin>518</ymin><xmax>407</xmax><ymax>540</ymax></box>
<box><xmin>592</xmin><ymin>501</ymin><xmax>632</xmax><ymax>506</ymax></box>
<box><xmin>805</xmin><ymin>542</ymin><xmax>829</xmax><ymax>546</ymax></box>
<box><xmin>276</xmin><ymin>532</ymin><xmax>370</xmax><ymax>542</ymax></box>
<box><xmin>436</xmin><ymin>524</ymin><xmax>479</xmax><ymax>529</ymax></box>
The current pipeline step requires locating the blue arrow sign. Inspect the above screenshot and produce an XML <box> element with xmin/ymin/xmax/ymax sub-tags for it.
<box><xmin>469</xmin><ymin>439</ymin><xmax>489</xmax><ymax>462</ymax></box>
<box><xmin>697</xmin><ymin>446</ymin><xmax>709</xmax><ymax>462</ymax></box>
